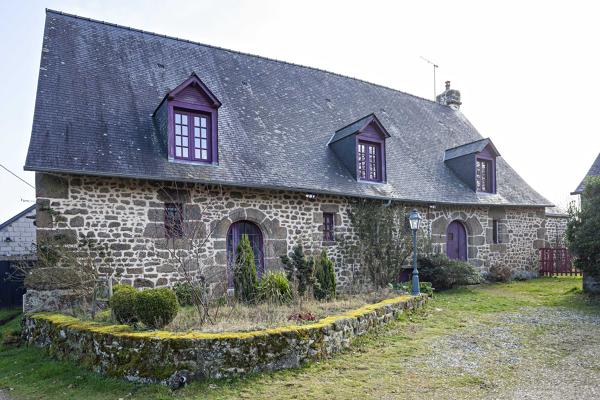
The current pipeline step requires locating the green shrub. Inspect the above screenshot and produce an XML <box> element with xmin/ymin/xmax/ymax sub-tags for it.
<box><xmin>173</xmin><ymin>282</ymin><xmax>195</xmax><ymax>306</ymax></box>
<box><xmin>487</xmin><ymin>263</ymin><xmax>513</xmax><ymax>282</ymax></box>
<box><xmin>417</xmin><ymin>254</ymin><xmax>481</xmax><ymax>290</ymax></box>
<box><xmin>258</xmin><ymin>271</ymin><xmax>292</xmax><ymax>304</ymax></box>
<box><xmin>135</xmin><ymin>288</ymin><xmax>179</xmax><ymax>329</ymax></box>
<box><xmin>110</xmin><ymin>284</ymin><xmax>138</xmax><ymax>324</ymax></box>
<box><xmin>390</xmin><ymin>281</ymin><xmax>434</xmax><ymax>296</ymax></box>
<box><xmin>280</xmin><ymin>244</ymin><xmax>315</xmax><ymax>297</ymax></box>
<box><xmin>567</xmin><ymin>176</ymin><xmax>600</xmax><ymax>279</ymax></box>
<box><xmin>314</xmin><ymin>249</ymin><xmax>336</xmax><ymax>300</ymax></box>
<box><xmin>233</xmin><ymin>234</ymin><xmax>259</xmax><ymax>303</ymax></box>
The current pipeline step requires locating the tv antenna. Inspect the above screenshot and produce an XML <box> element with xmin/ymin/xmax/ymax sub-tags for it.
<box><xmin>420</xmin><ymin>56</ymin><xmax>439</xmax><ymax>99</ymax></box>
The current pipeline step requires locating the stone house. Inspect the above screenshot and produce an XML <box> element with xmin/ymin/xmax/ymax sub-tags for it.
<box><xmin>25</xmin><ymin>10</ymin><xmax>558</xmax><ymax>301</ymax></box>
<box><xmin>0</xmin><ymin>205</ymin><xmax>36</xmax><ymax>307</ymax></box>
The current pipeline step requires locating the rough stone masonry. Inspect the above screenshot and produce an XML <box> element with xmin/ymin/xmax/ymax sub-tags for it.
<box><xmin>26</xmin><ymin>172</ymin><xmax>566</xmax><ymax>311</ymax></box>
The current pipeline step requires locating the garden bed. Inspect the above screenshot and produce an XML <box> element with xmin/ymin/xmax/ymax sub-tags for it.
<box><xmin>24</xmin><ymin>293</ymin><xmax>428</xmax><ymax>386</ymax></box>
<box><xmin>98</xmin><ymin>290</ymin><xmax>401</xmax><ymax>333</ymax></box>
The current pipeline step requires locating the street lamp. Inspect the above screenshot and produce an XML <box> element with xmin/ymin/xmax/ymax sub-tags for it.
<box><xmin>408</xmin><ymin>209</ymin><xmax>422</xmax><ymax>296</ymax></box>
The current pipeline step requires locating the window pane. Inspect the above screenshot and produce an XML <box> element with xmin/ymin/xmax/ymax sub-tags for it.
<box><xmin>201</xmin><ymin>128</ymin><xmax>207</xmax><ymax>139</ymax></box>
<box><xmin>195</xmin><ymin>149</ymin><xmax>201</xmax><ymax>159</ymax></box>
<box><xmin>195</xmin><ymin>138</ymin><xmax>201</xmax><ymax>148</ymax></box>
<box><xmin>201</xmin><ymin>138</ymin><xmax>207</xmax><ymax>149</ymax></box>
<box><xmin>182</xmin><ymin>137</ymin><xmax>188</xmax><ymax>147</ymax></box>
<box><xmin>175</xmin><ymin>147</ymin><xmax>182</xmax><ymax>157</ymax></box>
<box><xmin>175</xmin><ymin>114</ymin><xmax>181</xmax><ymax>123</ymax></box>
<box><xmin>201</xmin><ymin>149</ymin><xmax>208</xmax><ymax>159</ymax></box>
<box><xmin>183</xmin><ymin>148</ymin><xmax>188</xmax><ymax>158</ymax></box>
<box><xmin>175</xmin><ymin>136</ymin><xmax>181</xmax><ymax>146</ymax></box>
<box><xmin>358</xmin><ymin>143</ymin><xmax>366</xmax><ymax>179</ymax></box>
<box><xmin>182</xmin><ymin>115</ymin><xmax>188</xmax><ymax>124</ymax></box>
<box><xmin>181</xmin><ymin>125</ymin><xmax>188</xmax><ymax>134</ymax></box>
<box><xmin>201</xmin><ymin>117</ymin><xmax>207</xmax><ymax>128</ymax></box>
<box><xmin>175</xmin><ymin>125</ymin><xmax>181</xmax><ymax>135</ymax></box>
<box><xmin>194</xmin><ymin>127</ymin><xmax>200</xmax><ymax>138</ymax></box>
<box><xmin>194</xmin><ymin>116</ymin><xmax>200</xmax><ymax>126</ymax></box>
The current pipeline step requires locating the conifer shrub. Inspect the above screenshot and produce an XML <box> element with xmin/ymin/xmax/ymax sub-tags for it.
<box><xmin>233</xmin><ymin>234</ymin><xmax>259</xmax><ymax>303</ymax></box>
<box><xmin>567</xmin><ymin>176</ymin><xmax>600</xmax><ymax>279</ymax></box>
<box><xmin>110</xmin><ymin>284</ymin><xmax>138</xmax><ymax>324</ymax></box>
<box><xmin>173</xmin><ymin>282</ymin><xmax>195</xmax><ymax>306</ymax></box>
<box><xmin>314</xmin><ymin>249</ymin><xmax>336</xmax><ymax>300</ymax></box>
<box><xmin>280</xmin><ymin>244</ymin><xmax>315</xmax><ymax>297</ymax></box>
<box><xmin>258</xmin><ymin>271</ymin><xmax>292</xmax><ymax>304</ymax></box>
<box><xmin>135</xmin><ymin>288</ymin><xmax>179</xmax><ymax>329</ymax></box>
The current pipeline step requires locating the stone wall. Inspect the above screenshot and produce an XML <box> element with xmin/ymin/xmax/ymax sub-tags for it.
<box><xmin>24</xmin><ymin>294</ymin><xmax>428</xmax><ymax>386</ymax></box>
<box><xmin>546</xmin><ymin>214</ymin><xmax>568</xmax><ymax>247</ymax></box>
<box><xmin>33</xmin><ymin>172</ymin><xmax>553</xmax><ymax>300</ymax></box>
<box><xmin>0</xmin><ymin>206</ymin><xmax>36</xmax><ymax>259</ymax></box>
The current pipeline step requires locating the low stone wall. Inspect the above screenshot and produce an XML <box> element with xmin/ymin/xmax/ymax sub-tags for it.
<box><xmin>24</xmin><ymin>294</ymin><xmax>427</xmax><ymax>386</ymax></box>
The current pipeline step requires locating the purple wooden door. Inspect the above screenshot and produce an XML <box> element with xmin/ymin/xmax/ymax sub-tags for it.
<box><xmin>446</xmin><ymin>221</ymin><xmax>467</xmax><ymax>261</ymax></box>
<box><xmin>227</xmin><ymin>221</ymin><xmax>264</xmax><ymax>288</ymax></box>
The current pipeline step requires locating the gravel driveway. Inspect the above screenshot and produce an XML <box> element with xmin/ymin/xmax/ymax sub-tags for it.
<box><xmin>410</xmin><ymin>306</ymin><xmax>600</xmax><ymax>399</ymax></box>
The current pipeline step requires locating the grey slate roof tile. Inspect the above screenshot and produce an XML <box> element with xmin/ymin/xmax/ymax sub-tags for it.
<box><xmin>573</xmin><ymin>153</ymin><xmax>600</xmax><ymax>194</ymax></box>
<box><xmin>24</xmin><ymin>10</ymin><xmax>552</xmax><ymax>207</ymax></box>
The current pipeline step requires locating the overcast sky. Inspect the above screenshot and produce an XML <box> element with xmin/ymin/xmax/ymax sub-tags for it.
<box><xmin>0</xmin><ymin>0</ymin><xmax>598</xmax><ymax>222</ymax></box>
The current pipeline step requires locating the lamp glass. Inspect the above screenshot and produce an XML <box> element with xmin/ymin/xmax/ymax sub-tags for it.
<box><xmin>408</xmin><ymin>209</ymin><xmax>422</xmax><ymax>231</ymax></box>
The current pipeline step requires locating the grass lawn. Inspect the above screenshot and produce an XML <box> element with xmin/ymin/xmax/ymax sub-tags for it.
<box><xmin>1</xmin><ymin>277</ymin><xmax>598</xmax><ymax>399</ymax></box>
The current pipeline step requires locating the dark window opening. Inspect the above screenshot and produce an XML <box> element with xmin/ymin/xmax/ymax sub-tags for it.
<box><xmin>174</xmin><ymin>110</ymin><xmax>211</xmax><ymax>162</ymax></box>
<box><xmin>358</xmin><ymin>141</ymin><xmax>382</xmax><ymax>182</ymax></box>
<box><xmin>164</xmin><ymin>203</ymin><xmax>183</xmax><ymax>238</ymax></box>
<box><xmin>492</xmin><ymin>219</ymin><xmax>501</xmax><ymax>244</ymax></box>
<box><xmin>476</xmin><ymin>159</ymin><xmax>493</xmax><ymax>192</ymax></box>
<box><xmin>323</xmin><ymin>212</ymin><xmax>335</xmax><ymax>241</ymax></box>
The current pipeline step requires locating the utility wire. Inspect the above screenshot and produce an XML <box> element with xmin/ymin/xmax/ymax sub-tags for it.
<box><xmin>0</xmin><ymin>163</ymin><xmax>35</xmax><ymax>189</ymax></box>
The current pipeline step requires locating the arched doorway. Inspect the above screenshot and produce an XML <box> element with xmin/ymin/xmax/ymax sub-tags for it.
<box><xmin>226</xmin><ymin>220</ymin><xmax>264</xmax><ymax>288</ymax></box>
<box><xmin>446</xmin><ymin>220</ymin><xmax>467</xmax><ymax>261</ymax></box>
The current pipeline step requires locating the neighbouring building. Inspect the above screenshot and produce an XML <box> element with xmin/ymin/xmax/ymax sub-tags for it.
<box><xmin>0</xmin><ymin>205</ymin><xmax>36</xmax><ymax>308</ymax></box>
<box><xmin>572</xmin><ymin>153</ymin><xmax>600</xmax><ymax>197</ymax></box>
<box><xmin>24</xmin><ymin>10</ymin><xmax>560</xmax><ymax>309</ymax></box>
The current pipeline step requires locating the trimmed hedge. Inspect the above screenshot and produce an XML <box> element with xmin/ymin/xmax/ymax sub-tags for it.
<box><xmin>314</xmin><ymin>250</ymin><xmax>336</xmax><ymax>300</ymax></box>
<box><xmin>135</xmin><ymin>288</ymin><xmax>179</xmax><ymax>329</ymax></box>
<box><xmin>110</xmin><ymin>285</ymin><xmax>138</xmax><ymax>324</ymax></box>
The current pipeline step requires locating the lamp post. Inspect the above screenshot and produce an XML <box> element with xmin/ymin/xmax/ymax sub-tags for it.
<box><xmin>409</xmin><ymin>209</ymin><xmax>422</xmax><ymax>296</ymax></box>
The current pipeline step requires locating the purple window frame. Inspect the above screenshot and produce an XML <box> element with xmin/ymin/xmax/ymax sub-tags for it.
<box><xmin>323</xmin><ymin>212</ymin><xmax>335</xmax><ymax>241</ymax></box>
<box><xmin>357</xmin><ymin>140</ymin><xmax>384</xmax><ymax>182</ymax></box>
<box><xmin>168</xmin><ymin>100</ymin><xmax>218</xmax><ymax>164</ymax></box>
<box><xmin>492</xmin><ymin>219</ymin><xmax>500</xmax><ymax>244</ymax></box>
<box><xmin>164</xmin><ymin>203</ymin><xmax>183</xmax><ymax>239</ymax></box>
<box><xmin>476</xmin><ymin>156</ymin><xmax>496</xmax><ymax>193</ymax></box>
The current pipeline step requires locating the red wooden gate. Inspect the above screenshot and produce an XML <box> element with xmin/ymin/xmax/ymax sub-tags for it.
<box><xmin>539</xmin><ymin>248</ymin><xmax>581</xmax><ymax>276</ymax></box>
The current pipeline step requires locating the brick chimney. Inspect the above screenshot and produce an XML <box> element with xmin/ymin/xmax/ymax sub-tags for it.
<box><xmin>436</xmin><ymin>80</ymin><xmax>462</xmax><ymax>110</ymax></box>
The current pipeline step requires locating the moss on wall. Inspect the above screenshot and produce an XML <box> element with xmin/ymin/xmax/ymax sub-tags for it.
<box><xmin>24</xmin><ymin>294</ymin><xmax>428</xmax><ymax>386</ymax></box>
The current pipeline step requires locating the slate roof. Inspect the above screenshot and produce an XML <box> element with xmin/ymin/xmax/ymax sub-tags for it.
<box><xmin>444</xmin><ymin>138</ymin><xmax>500</xmax><ymax>161</ymax></box>
<box><xmin>0</xmin><ymin>205</ymin><xmax>36</xmax><ymax>232</ymax></box>
<box><xmin>572</xmin><ymin>153</ymin><xmax>600</xmax><ymax>194</ymax></box>
<box><xmin>24</xmin><ymin>10</ymin><xmax>552</xmax><ymax>208</ymax></box>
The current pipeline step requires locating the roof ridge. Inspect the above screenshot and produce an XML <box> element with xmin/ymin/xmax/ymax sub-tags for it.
<box><xmin>45</xmin><ymin>8</ymin><xmax>445</xmax><ymax>108</ymax></box>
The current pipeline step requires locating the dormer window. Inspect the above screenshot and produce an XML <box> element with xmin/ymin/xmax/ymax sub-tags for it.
<box><xmin>329</xmin><ymin>114</ymin><xmax>390</xmax><ymax>183</ymax></box>
<box><xmin>174</xmin><ymin>111</ymin><xmax>211</xmax><ymax>161</ymax></box>
<box><xmin>444</xmin><ymin>138</ymin><xmax>500</xmax><ymax>194</ymax></box>
<box><xmin>358</xmin><ymin>141</ymin><xmax>382</xmax><ymax>181</ymax></box>
<box><xmin>153</xmin><ymin>73</ymin><xmax>221</xmax><ymax>165</ymax></box>
<box><xmin>476</xmin><ymin>158</ymin><xmax>493</xmax><ymax>192</ymax></box>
